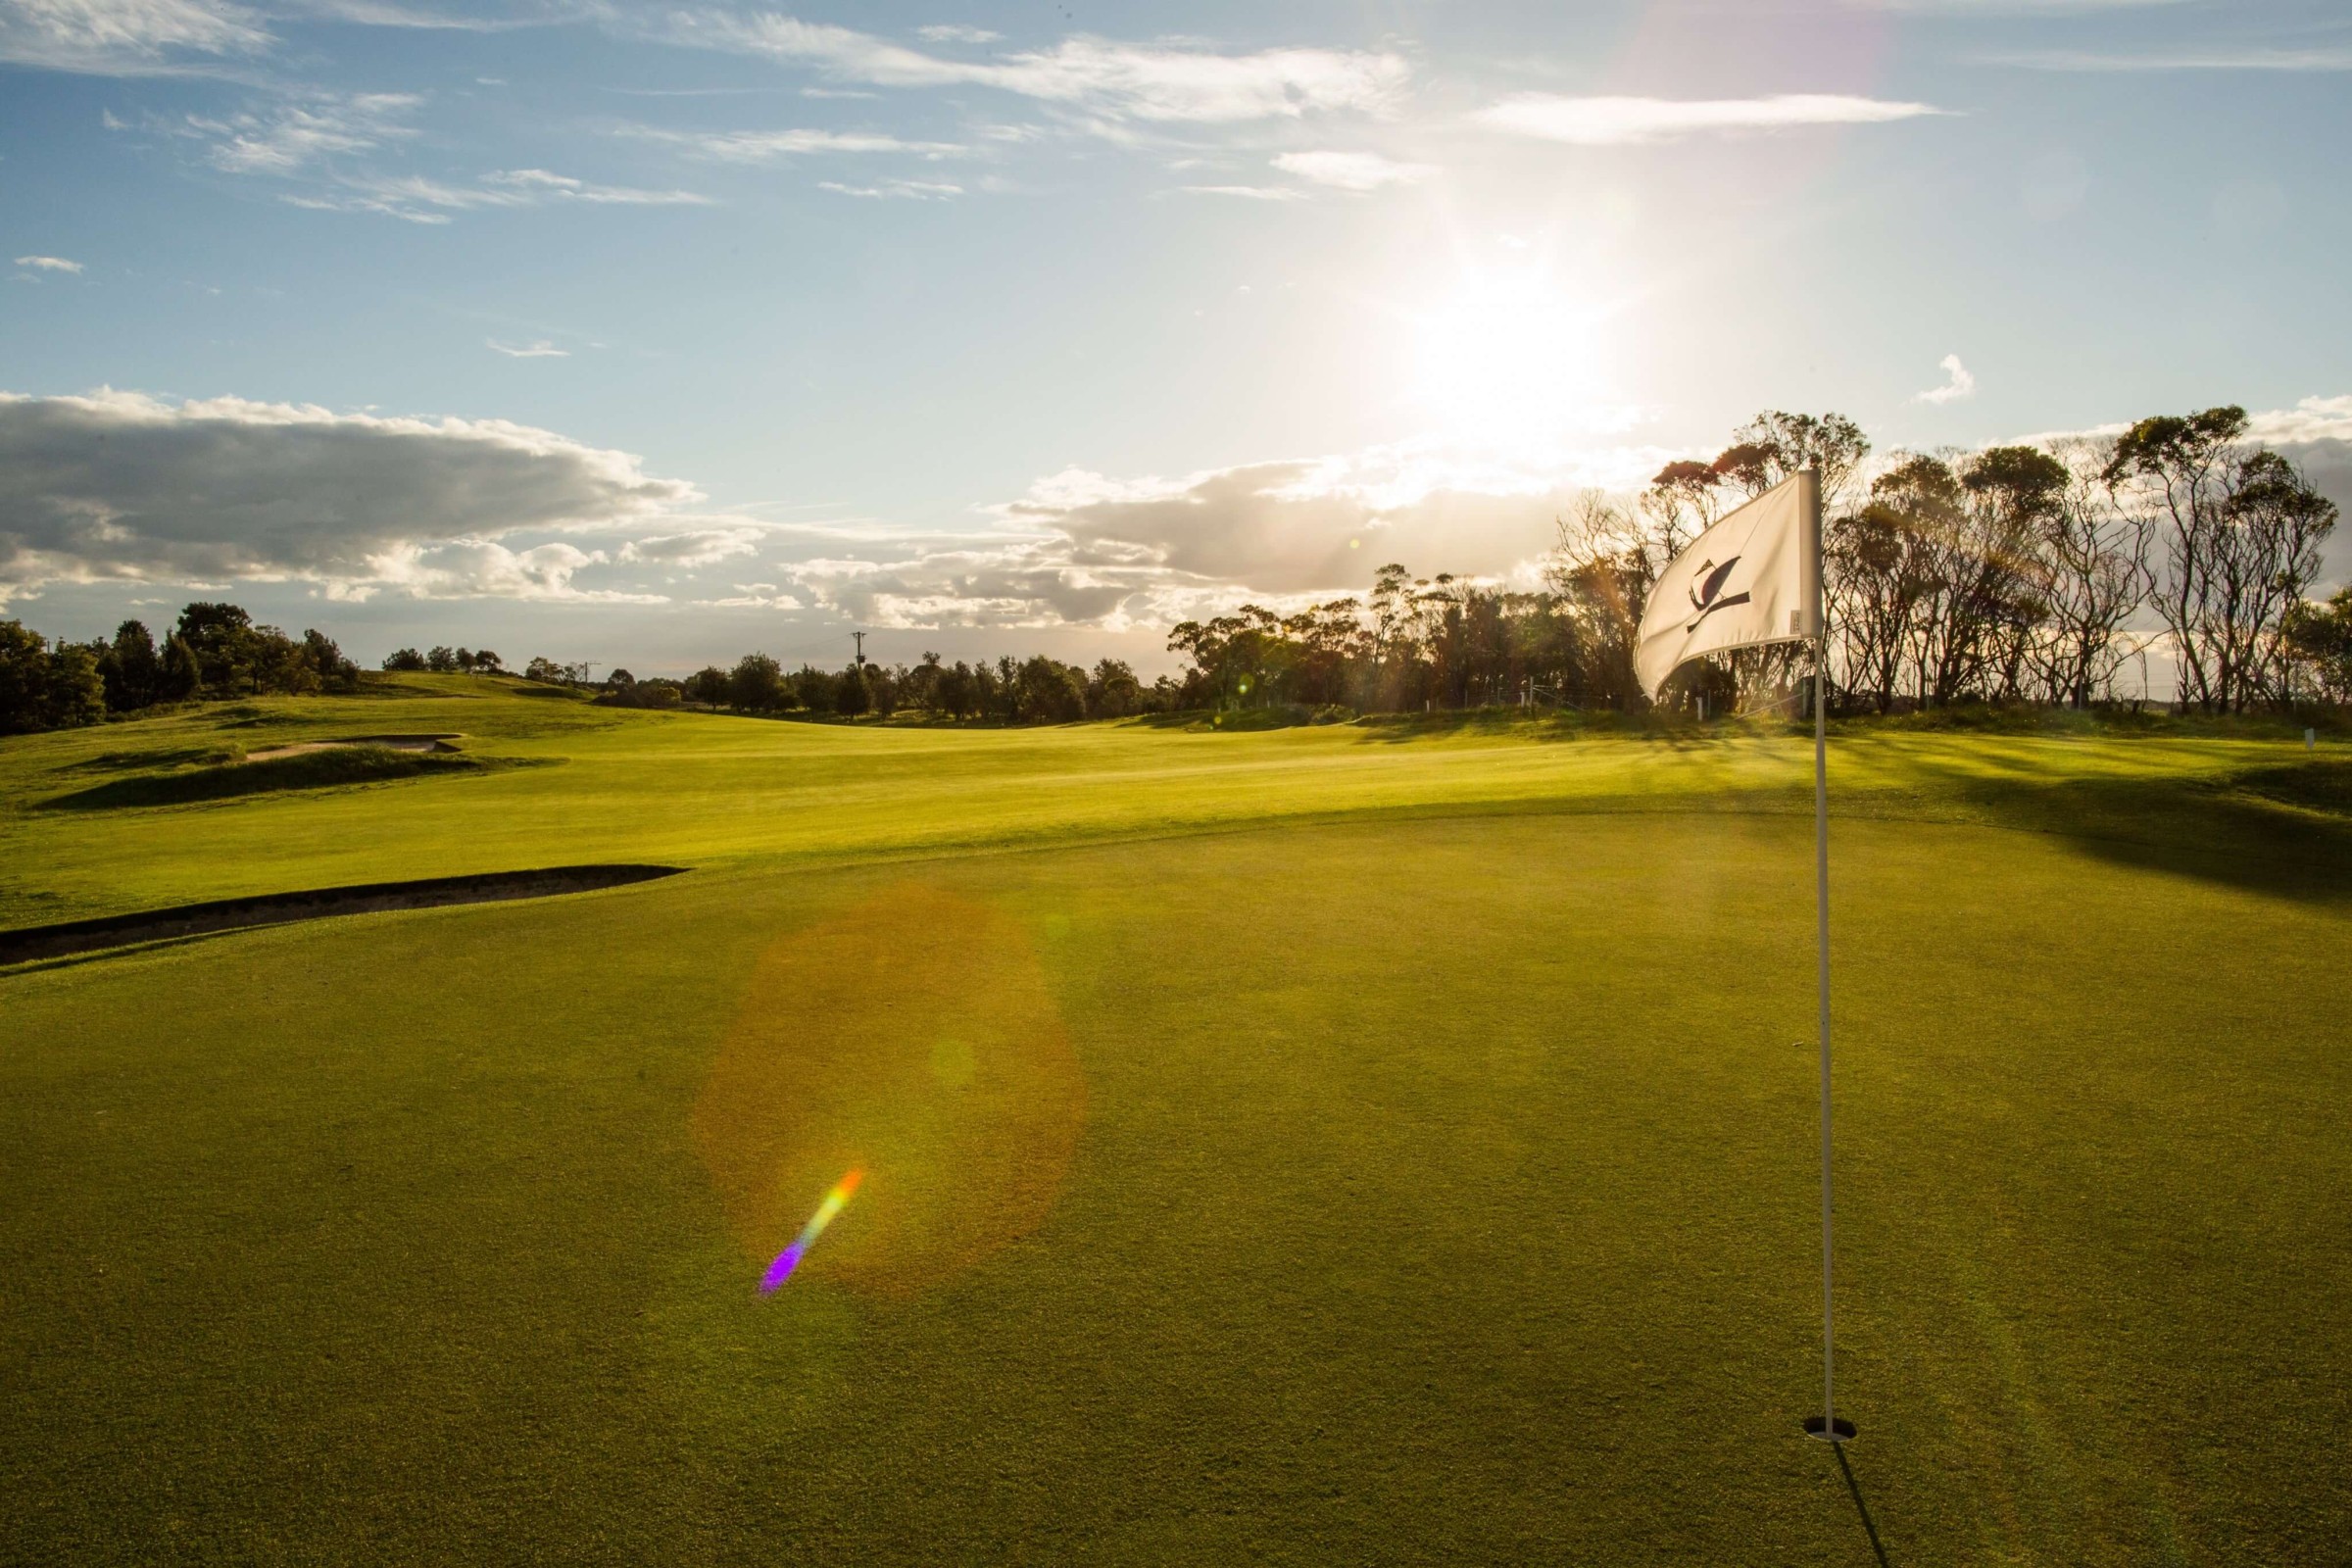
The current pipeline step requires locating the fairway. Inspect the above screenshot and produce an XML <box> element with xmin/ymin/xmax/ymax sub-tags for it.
<box><xmin>5</xmin><ymin>685</ymin><xmax>2351</xmax><ymax>1563</ymax></box>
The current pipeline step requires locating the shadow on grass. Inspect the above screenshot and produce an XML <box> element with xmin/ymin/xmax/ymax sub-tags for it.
<box><xmin>1919</xmin><ymin>759</ymin><xmax>2352</xmax><ymax>908</ymax></box>
<box><xmin>38</xmin><ymin>746</ymin><xmax>503</xmax><ymax>811</ymax></box>
<box><xmin>58</xmin><ymin>745</ymin><xmax>240</xmax><ymax>773</ymax></box>
<box><xmin>1831</xmin><ymin>1445</ymin><xmax>1893</xmax><ymax>1568</ymax></box>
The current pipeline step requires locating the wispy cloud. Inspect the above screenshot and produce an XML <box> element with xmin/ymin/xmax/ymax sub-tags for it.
<box><xmin>1271</xmin><ymin>149</ymin><xmax>1432</xmax><ymax>192</ymax></box>
<box><xmin>671</xmin><ymin>15</ymin><xmax>1411</xmax><ymax>124</ymax></box>
<box><xmin>488</xmin><ymin>338</ymin><xmax>568</xmax><ymax>358</ymax></box>
<box><xmin>14</xmin><ymin>254</ymin><xmax>85</xmax><ymax>272</ymax></box>
<box><xmin>287</xmin><ymin>169</ymin><xmax>709</xmax><ymax>222</ymax></box>
<box><xmin>817</xmin><ymin>178</ymin><xmax>960</xmax><ymax>200</ymax></box>
<box><xmin>1915</xmin><ymin>353</ymin><xmax>1977</xmax><ymax>405</ymax></box>
<box><xmin>0</xmin><ymin>0</ymin><xmax>271</xmax><ymax>74</ymax></box>
<box><xmin>189</xmin><ymin>91</ymin><xmax>423</xmax><ymax>173</ymax></box>
<box><xmin>1181</xmin><ymin>184</ymin><xmax>1305</xmax><ymax>201</ymax></box>
<box><xmin>1982</xmin><ymin>46</ymin><xmax>2352</xmax><ymax>72</ymax></box>
<box><xmin>619</xmin><ymin>124</ymin><xmax>967</xmax><ymax>162</ymax></box>
<box><xmin>479</xmin><ymin>168</ymin><xmax>712</xmax><ymax>205</ymax></box>
<box><xmin>915</xmin><ymin>24</ymin><xmax>999</xmax><ymax>44</ymax></box>
<box><xmin>1475</xmin><ymin>92</ymin><xmax>1950</xmax><ymax>146</ymax></box>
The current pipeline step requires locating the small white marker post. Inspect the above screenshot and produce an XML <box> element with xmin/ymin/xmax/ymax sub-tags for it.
<box><xmin>2308</xmin><ymin>727</ymin><xmax>2317</xmax><ymax>752</ymax></box>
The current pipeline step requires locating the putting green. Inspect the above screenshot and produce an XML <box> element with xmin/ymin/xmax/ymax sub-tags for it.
<box><xmin>2</xmin><ymin>682</ymin><xmax>2347</xmax><ymax>1562</ymax></box>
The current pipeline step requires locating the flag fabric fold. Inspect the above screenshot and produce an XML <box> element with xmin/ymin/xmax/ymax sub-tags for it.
<box><xmin>1634</xmin><ymin>470</ymin><xmax>1820</xmax><ymax>696</ymax></box>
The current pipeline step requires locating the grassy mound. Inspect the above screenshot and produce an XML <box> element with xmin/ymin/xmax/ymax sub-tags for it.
<box><xmin>41</xmin><ymin>745</ymin><xmax>485</xmax><ymax>810</ymax></box>
<box><xmin>2227</xmin><ymin>758</ymin><xmax>2352</xmax><ymax>814</ymax></box>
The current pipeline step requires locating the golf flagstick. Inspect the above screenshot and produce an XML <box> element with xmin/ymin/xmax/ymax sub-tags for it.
<box><xmin>1795</xmin><ymin>466</ymin><xmax>1852</xmax><ymax>1445</ymax></box>
<box><xmin>1627</xmin><ymin>464</ymin><xmax>1854</xmax><ymax>1441</ymax></box>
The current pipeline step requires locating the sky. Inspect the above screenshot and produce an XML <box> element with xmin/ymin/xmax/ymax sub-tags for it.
<box><xmin>3</xmin><ymin>0</ymin><xmax>2349</xmax><ymax>676</ymax></box>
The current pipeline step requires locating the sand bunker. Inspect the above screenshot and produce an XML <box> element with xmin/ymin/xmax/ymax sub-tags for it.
<box><xmin>241</xmin><ymin>734</ymin><xmax>462</xmax><ymax>762</ymax></box>
<box><xmin>694</xmin><ymin>885</ymin><xmax>1087</xmax><ymax>1298</ymax></box>
<box><xmin>0</xmin><ymin>865</ymin><xmax>686</xmax><ymax>965</ymax></box>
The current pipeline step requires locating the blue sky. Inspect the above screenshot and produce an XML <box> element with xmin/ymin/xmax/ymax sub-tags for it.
<box><xmin>3</xmin><ymin>0</ymin><xmax>2349</xmax><ymax>673</ymax></box>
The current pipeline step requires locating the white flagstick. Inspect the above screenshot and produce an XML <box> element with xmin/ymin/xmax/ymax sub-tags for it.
<box><xmin>1799</xmin><ymin>466</ymin><xmax>1851</xmax><ymax>1445</ymax></box>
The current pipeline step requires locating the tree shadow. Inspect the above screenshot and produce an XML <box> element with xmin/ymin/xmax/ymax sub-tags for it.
<box><xmin>1919</xmin><ymin>760</ymin><xmax>2352</xmax><ymax>909</ymax></box>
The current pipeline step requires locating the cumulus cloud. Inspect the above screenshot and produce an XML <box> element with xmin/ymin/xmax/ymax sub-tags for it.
<box><xmin>0</xmin><ymin>0</ymin><xmax>271</xmax><ymax>74</ymax></box>
<box><xmin>756</xmin><ymin>433</ymin><xmax>1676</xmax><ymax>630</ymax></box>
<box><xmin>1271</xmin><ymin>148</ymin><xmax>1432</xmax><ymax>191</ymax></box>
<box><xmin>14</xmin><ymin>254</ymin><xmax>86</xmax><ymax>272</ymax></box>
<box><xmin>674</xmin><ymin>15</ymin><xmax>1411</xmax><ymax>124</ymax></box>
<box><xmin>1915</xmin><ymin>353</ymin><xmax>1976</xmax><ymax>405</ymax></box>
<box><xmin>1474</xmin><ymin>92</ymin><xmax>1949</xmax><ymax>146</ymax></box>
<box><xmin>0</xmin><ymin>388</ymin><xmax>701</xmax><ymax>601</ymax></box>
<box><xmin>357</xmin><ymin>538</ymin><xmax>667</xmax><ymax>603</ymax></box>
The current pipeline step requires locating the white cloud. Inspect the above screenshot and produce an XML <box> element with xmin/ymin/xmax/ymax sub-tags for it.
<box><xmin>14</xmin><ymin>254</ymin><xmax>86</xmax><ymax>272</ymax></box>
<box><xmin>1983</xmin><ymin>46</ymin><xmax>2352</xmax><ymax>72</ymax></box>
<box><xmin>479</xmin><ymin>167</ymin><xmax>711</xmax><ymax>205</ymax></box>
<box><xmin>353</xmin><ymin>539</ymin><xmax>666</xmax><ymax>603</ymax></box>
<box><xmin>158</xmin><ymin>96</ymin><xmax>709</xmax><ymax>220</ymax></box>
<box><xmin>818</xmin><ymin>177</ymin><xmax>960</xmax><ymax>200</ymax></box>
<box><xmin>0</xmin><ymin>0</ymin><xmax>271</xmax><ymax>74</ymax></box>
<box><xmin>295</xmin><ymin>168</ymin><xmax>709</xmax><ymax>222</ymax></box>
<box><xmin>675</xmin><ymin>15</ymin><xmax>1410</xmax><ymax>124</ymax></box>
<box><xmin>617</xmin><ymin>526</ymin><xmax>764</xmax><ymax>566</ymax></box>
<box><xmin>487</xmin><ymin>338</ymin><xmax>567</xmax><ymax>358</ymax></box>
<box><xmin>0</xmin><ymin>388</ymin><xmax>699</xmax><ymax>601</ymax></box>
<box><xmin>754</xmin><ymin>431</ymin><xmax>1673</xmax><ymax>631</ymax></box>
<box><xmin>620</xmin><ymin>124</ymin><xmax>967</xmax><ymax>162</ymax></box>
<box><xmin>702</xmin><ymin>586</ymin><xmax>808</xmax><ymax>609</ymax></box>
<box><xmin>1271</xmin><ymin>149</ymin><xmax>1432</xmax><ymax>191</ymax></box>
<box><xmin>915</xmin><ymin>24</ymin><xmax>998</xmax><ymax>44</ymax></box>
<box><xmin>1474</xmin><ymin>92</ymin><xmax>1949</xmax><ymax>146</ymax></box>
<box><xmin>1181</xmin><ymin>184</ymin><xmax>1304</xmax><ymax>201</ymax></box>
<box><xmin>2248</xmin><ymin>395</ymin><xmax>2352</xmax><ymax>448</ymax></box>
<box><xmin>1915</xmin><ymin>353</ymin><xmax>1977</xmax><ymax>405</ymax></box>
<box><xmin>187</xmin><ymin>90</ymin><xmax>422</xmax><ymax>173</ymax></box>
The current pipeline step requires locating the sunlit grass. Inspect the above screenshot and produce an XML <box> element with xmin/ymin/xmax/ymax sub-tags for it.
<box><xmin>2</xmin><ymin>678</ymin><xmax>2348</xmax><ymax>1561</ymax></box>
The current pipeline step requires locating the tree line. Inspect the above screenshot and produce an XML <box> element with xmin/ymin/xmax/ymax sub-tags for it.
<box><xmin>1162</xmin><ymin>406</ymin><xmax>2346</xmax><ymax>717</ymax></box>
<box><xmin>0</xmin><ymin>603</ymin><xmax>360</xmax><ymax>735</ymax></box>
<box><xmin>665</xmin><ymin>652</ymin><xmax>1169</xmax><ymax>723</ymax></box>
<box><xmin>4</xmin><ymin>402</ymin><xmax>2342</xmax><ymax>736</ymax></box>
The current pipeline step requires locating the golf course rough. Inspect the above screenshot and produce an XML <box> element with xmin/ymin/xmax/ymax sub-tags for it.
<box><xmin>3</xmin><ymin>676</ymin><xmax>2350</xmax><ymax>1564</ymax></box>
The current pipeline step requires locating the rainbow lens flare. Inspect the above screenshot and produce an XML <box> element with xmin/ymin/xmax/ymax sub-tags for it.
<box><xmin>760</xmin><ymin>1168</ymin><xmax>864</xmax><ymax>1294</ymax></box>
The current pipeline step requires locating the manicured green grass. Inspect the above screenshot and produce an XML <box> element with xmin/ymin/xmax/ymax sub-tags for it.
<box><xmin>3</xmin><ymin>678</ymin><xmax>2348</xmax><ymax>1562</ymax></box>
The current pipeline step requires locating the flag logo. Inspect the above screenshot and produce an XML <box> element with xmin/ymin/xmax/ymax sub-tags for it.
<box><xmin>1686</xmin><ymin>557</ymin><xmax>1752</xmax><ymax>630</ymax></box>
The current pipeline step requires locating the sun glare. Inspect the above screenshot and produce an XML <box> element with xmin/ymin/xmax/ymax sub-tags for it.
<box><xmin>1409</xmin><ymin>270</ymin><xmax>1609</xmax><ymax>444</ymax></box>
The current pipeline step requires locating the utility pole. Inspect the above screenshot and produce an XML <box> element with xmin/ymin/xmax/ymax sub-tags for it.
<box><xmin>852</xmin><ymin>631</ymin><xmax>867</xmax><ymax>667</ymax></box>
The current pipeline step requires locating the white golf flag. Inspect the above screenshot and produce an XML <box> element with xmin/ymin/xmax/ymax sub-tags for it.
<box><xmin>1635</xmin><ymin>469</ymin><xmax>1820</xmax><ymax>696</ymax></box>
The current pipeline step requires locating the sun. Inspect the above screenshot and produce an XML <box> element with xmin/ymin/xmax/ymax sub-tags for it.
<box><xmin>1409</xmin><ymin>270</ymin><xmax>1608</xmax><ymax>444</ymax></box>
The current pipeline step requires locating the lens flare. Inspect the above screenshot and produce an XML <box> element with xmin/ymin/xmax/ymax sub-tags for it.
<box><xmin>760</xmin><ymin>1168</ymin><xmax>864</xmax><ymax>1294</ymax></box>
